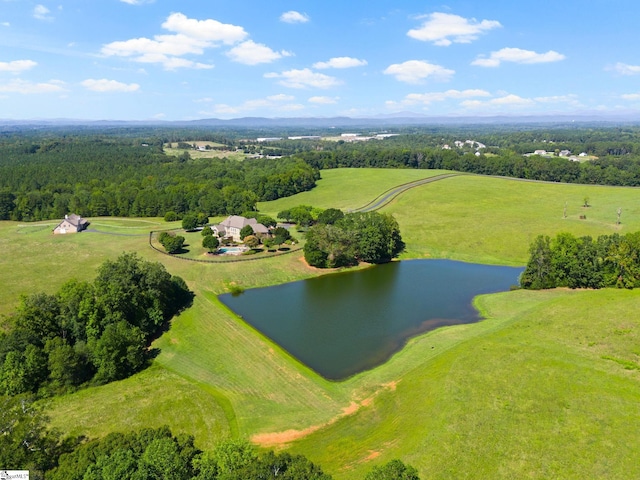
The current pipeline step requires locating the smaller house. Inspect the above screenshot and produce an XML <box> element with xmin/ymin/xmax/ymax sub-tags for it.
<box><xmin>53</xmin><ymin>213</ymin><xmax>88</xmax><ymax>234</ymax></box>
<box><xmin>212</xmin><ymin>215</ymin><xmax>269</xmax><ymax>242</ymax></box>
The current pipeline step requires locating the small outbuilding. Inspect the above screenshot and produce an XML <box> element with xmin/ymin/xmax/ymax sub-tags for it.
<box><xmin>53</xmin><ymin>213</ymin><xmax>89</xmax><ymax>234</ymax></box>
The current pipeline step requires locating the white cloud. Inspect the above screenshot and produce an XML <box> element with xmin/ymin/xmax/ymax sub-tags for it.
<box><xmin>383</xmin><ymin>60</ymin><xmax>454</xmax><ymax>84</ymax></box>
<box><xmin>120</xmin><ymin>0</ymin><xmax>155</xmax><ymax>4</ymax></box>
<box><xmin>408</xmin><ymin>12</ymin><xmax>501</xmax><ymax>46</ymax></box>
<box><xmin>267</xmin><ymin>94</ymin><xmax>295</xmax><ymax>101</ymax></box>
<box><xmin>472</xmin><ymin>47</ymin><xmax>565</xmax><ymax>67</ymax></box>
<box><xmin>0</xmin><ymin>79</ymin><xmax>65</xmax><ymax>94</ymax></box>
<box><xmin>461</xmin><ymin>94</ymin><xmax>535</xmax><ymax>109</ymax></box>
<box><xmin>101</xmin><ymin>13</ymin><xmax>247</xmax><ymax>69</ymax></box>
<box><xmin>161</xmin><ymin>12</ymin><xmax>247</xmax><ymax>44</ymax></box>
<box><xmin>534</xmin><ymin>94</ymin><xmax>582</xmax><ymax>107</ymax></box>
<box><xmin>264</xmin><ymin>68</ymin><xmax>342</xmax><ymax>89</ymax></box>
<box><xmin>390</xmin><ymin>89</ymin><xmax>490</xmax><ymax>107</ymax></box>
<box><xmin>226</xmin><ymin>40</ymin><xmax>292</xmax><ymax>65</ymax></box>
<box><xmin>611</xmin><ymin>62</ymin><xmax>640</xmax><ymax>75</ymax></box>
<box><xmin>308</xmin><ymin>96</ymin><xmax>339</xmax><ymax>104</ymax></box>
<box><xmin>81</xmin><ymin>78</ymin><xmax>140</xmax><ymax>92</ymax></box>
<box><xmin>313</xmin><ymin>57</ymin><xmax>368</xmax><ymax>69</ymax></box>
<box><xmin>202</xmin><ymin>95</ymin><xmax>306</xmax><ymax>116</ymax></box>
<box><xmin>33</xmin><ymin>4</ymin><xmax>53</xmax><ymax>21</ymax></box>
<box><xmin>280</xmin><ymin>11</ymin><xmax>309</xmax><ymax>24</ymax></box>
<box><xmin>1</xmin><ymin>22</ymin><xmax>9</xmax><ymax>27</ymax></box>
<box><xmin>621</xmin><ymin>93</ymin><xmax>640</xmax><ymax>101</ymax></box>
<box><xmin>0</xmin><ymin>60</ymin><xmax>37</xmax><ymax>74</ymax></box>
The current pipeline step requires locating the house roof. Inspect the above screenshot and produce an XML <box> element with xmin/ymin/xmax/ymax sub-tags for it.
<box><xmin>219</xmin><ymin>215</ymin><xmax>259</xmax><ymax>229</ymax></box>
<box><xmin>65</xmin><ymin>213</ymin><xmax>87</xmax><ymax>227</ymax></box>
<box><xmin>216</xmin><ymin>215</ymin><xmax>269</xmax><ymax>235</ymax></box>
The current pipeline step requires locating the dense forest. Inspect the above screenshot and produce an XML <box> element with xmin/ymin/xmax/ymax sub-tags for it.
<box><xmin>0</xmin><ymin>136</ymin><xmax>319</xmax><ymax>221</ymax></box>
<box><xmin>2</xmin><ymin>125</ymin><xmax>640</xmax><ymax>221</ymax></box>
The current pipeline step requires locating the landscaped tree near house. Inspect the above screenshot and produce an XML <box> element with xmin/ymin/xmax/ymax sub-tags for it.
<box><xmin>243</xmin><ymin>235</ymin><xmax>260</xmax><ymax>249</ymax></box>
<box><xmin>181</xmin><ymin>214</ymin><xmax>198</xmax><ymax>231</ymax></box>
<box><xmin>239</xmin><ymin>225</ymin><xmax>254</xmax><ymax>240</ymax></box>
<box><xmin>159</xmin><ymin>232</ymin><xmax>185</xmax><ymax>254</ymax></box>
<box><xmin>202</xmin><ymin>235</ymin><xmax>219</xmax><ymax>253</ymax></box>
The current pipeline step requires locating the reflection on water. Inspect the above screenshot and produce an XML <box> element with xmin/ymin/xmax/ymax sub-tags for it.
<box><xmin>219</xmin><ymin>259</ymin><xmax>523</xmax><ymax>380</ymax></box>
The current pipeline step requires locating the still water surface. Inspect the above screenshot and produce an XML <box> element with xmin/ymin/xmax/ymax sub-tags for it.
<box><xmin>219</xmin><ymin>259</ymin><xmax>523</xmax><ymax>380</ymax></box>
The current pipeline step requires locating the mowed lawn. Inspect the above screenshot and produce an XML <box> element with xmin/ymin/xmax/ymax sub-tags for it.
<box><xmin>386</xmin><ymin>175</ymin><xmax>640</xmax><ymax>265</ymax></box>
<box><xmin>258</xmin><ymin>168</ymin><xmax>450</xmax><ymax>215</ymax></box>
<box><xmin>1</xmin><ymin>169</ymin><xmax>640</xmax><ymax>478</ymax></box>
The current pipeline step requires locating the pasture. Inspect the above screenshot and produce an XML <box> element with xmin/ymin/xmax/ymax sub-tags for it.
<box><xmin>1</xmin><ymin>169</ymin><xmax>639</xmax><ymax>479</ymax></box>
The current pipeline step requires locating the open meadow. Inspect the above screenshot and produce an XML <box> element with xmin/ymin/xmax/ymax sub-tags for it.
<box><xmin>1</xmin><ymin>169</ymin><xmax>639</xmax><ymax>479</ymax></box>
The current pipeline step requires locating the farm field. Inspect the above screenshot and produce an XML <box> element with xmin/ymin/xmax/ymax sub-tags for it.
<box><xmin>2</xmin><ymin>168</ymin><xmax>640</xmax><ymax>479</ymax></box>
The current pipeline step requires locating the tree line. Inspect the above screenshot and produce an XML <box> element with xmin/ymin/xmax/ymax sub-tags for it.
<box><xmin>2</xmin><ymin>395</ymin><xmax>420</xmax><ymax>479</ymax></box>
<box><xmin>0</xmin><ymin>137</ymin><xmax>319</xmax><ymax>221</ymax></box>
<box><xmin>0</xmin><ymin>253</ymin><xmax>192</xmax><ymax>397</ymax></box>
<box><xmin>521</xmin><ymin>231</ymin><xmax>640</xmax><ymax>289</ymax></box>
<box><xmin>295</xmin><ymin>143</ymin><xmax>640</xmax><ymax>187</ymax></box>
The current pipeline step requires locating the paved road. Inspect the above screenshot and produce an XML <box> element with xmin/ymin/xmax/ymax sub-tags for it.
<box><xmin>352</xmin><ymin>173</ymin><xmax>462</xmax><ymax>212</ymax></box>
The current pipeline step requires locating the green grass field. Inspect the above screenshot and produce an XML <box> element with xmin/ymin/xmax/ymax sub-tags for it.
<box><xmin>2</xmin><ymin>169</ymin><xmax>640</xmax><ymax>479</ymax></box>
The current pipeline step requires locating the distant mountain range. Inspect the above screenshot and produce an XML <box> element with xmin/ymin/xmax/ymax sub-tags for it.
<box><xmin>1</xmin><ymin>112</ymin><xmax>639</xmax><ymax>128</ymax></box>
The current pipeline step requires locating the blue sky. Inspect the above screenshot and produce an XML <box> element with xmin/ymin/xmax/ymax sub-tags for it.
<box><xmin>1</xmin><ymin>0</ymin><xmax>640</xmax><ymax>120</ymax></box>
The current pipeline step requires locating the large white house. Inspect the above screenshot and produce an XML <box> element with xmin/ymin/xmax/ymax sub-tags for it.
<box><xmin>212</xmin><ymin>215</ymin><xmax>269</xmax><ymax>242</ymax></box>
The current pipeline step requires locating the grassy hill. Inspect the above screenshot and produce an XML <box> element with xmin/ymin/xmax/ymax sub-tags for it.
<box><xmin>2</xmin><ymin>168</ymin><xmax>639</xmax><ymax>478</ymax></box>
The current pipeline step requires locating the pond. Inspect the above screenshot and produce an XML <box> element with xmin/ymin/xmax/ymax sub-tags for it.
<box><xmin>219</xmin><ymin>259</ymin><xmax>523</xmax><ymax>380</ymax></box>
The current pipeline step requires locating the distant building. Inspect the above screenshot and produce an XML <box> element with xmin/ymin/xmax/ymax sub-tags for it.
<box><xmin>288</xmin><ymin>136</ymin><xmax>321</xmax><ymax>140</ymax></box>
<box><xmin>256</xmin><ymin>137</ymin><xmax>283</xmax><ymax>142</ymax></box>
<box><xmin>53</xmin><ymin>214</ymin><xmax>89</xmax><ymax>234</ymax></box>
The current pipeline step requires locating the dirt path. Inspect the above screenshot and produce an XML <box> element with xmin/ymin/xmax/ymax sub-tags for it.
<box><xmin>251</xmin><ymin>381</ymin><xmax>398</xmax><ymax>448</ymax></box>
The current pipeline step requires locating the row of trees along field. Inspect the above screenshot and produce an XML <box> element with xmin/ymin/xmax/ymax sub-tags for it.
<box><xmin>295</xmin><ymin>142</ymin><xmax>640</xmax><ymax>186</ymax></box>
<box><xmin>0</xmin><ymin>397</ymin><xmax>421</xmax><ymax>479</ymax></box>
<box><xmin>0</xmin><ymin>136</ymin><xmax>319</xmax><ymax>221</ymax></box>
<box><xmin>521</xmin><ymin>231</ymin><xmax>640</xmax><ymax>289</ymax></box>
<box><xmin>0</xmin><ymin>253</ymin><xmax>192</xmax><ymax>397</ymax></box>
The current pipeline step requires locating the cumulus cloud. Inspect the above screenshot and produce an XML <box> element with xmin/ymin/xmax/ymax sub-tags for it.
<box><xmin>383</xmin><ymin>60</ymin><xmax>454</xmax><ymax>84</ymax></box>
<box><xmin>611</xmin><ymin>62</ymin><xmax>640</xmax><ymax>75</ymax></box>
<box><xmin>280</xmin><ymin>11</ymin><xmax>309</xmax><ymax>24</ymax></box>
<box><xmin>101</xmin><ymin>12</ymin><xmax>248</xmax><ymax>69</ymax></box>
<box><xmin>264</xmin><ymin>68</ymin><xmax>342</xmax><ymax>89</ymax></box>
<box><xmin>81</xmin><ymin>78</ymin><xmax>140</xmax><ymax>92</ymax></box>
<box><xmin>161</xmin><ymin>12</ymin><xmax>247</xmax><ymax>44</ymax></box>
<box><xmin>0</xmin><ymin>79</ymin><xmax>65</xmax><ymax>94</ymax></box>
<box><xmin>472</xmin><ymin>47</ymin><xmax>565</xmax><ymax>67</ymax></box>
<box><xmin>202</xmin><ymin>94</ymin><xmax>304</xmax><ymax>116</ymax></box>
<box><xmin>308</xmin><ymin>96</ymin><xmax>339</xmax><ymax>104</ymax></box>
<box><xmin>226</xmin><ymin>40</ymin><xmax>292</xmax><ymax>65</ymax></box>
<box><xmin>408</xmin><ymin>12</ymin><xmax>501</xmax><ymax>46</ymax></box>
<box><xmin>388</xmin><ymin>89</ymin><xmax>490</xmax><ymax>108</ymax></box>
<box><xmin>461</xmin><ymin>94</ymin><xmax>535</xmax><ymax>109</ymax></box>
<box><xmin>0</xmin><ymin>60</ymin><xmax>37</xmax><ymax>74</ymax></box>
<box><xmin>33</xmin><ymin>4</ymin><xmax>53</xmax><ymax>21</ymax></box>
<box><xmin>534</xmin><ymin>94</ymin><xmax>582</xmax><ymax>107</ymax></box>
<box><xmin>313</xmin><ymin>57</ymin><xmax>367</xmax><ymax>69</ymax></box>
<box><xmin>267</xmin><ymin>93</ymin><xmax>295</xmax><ymax>101</ymax></box>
